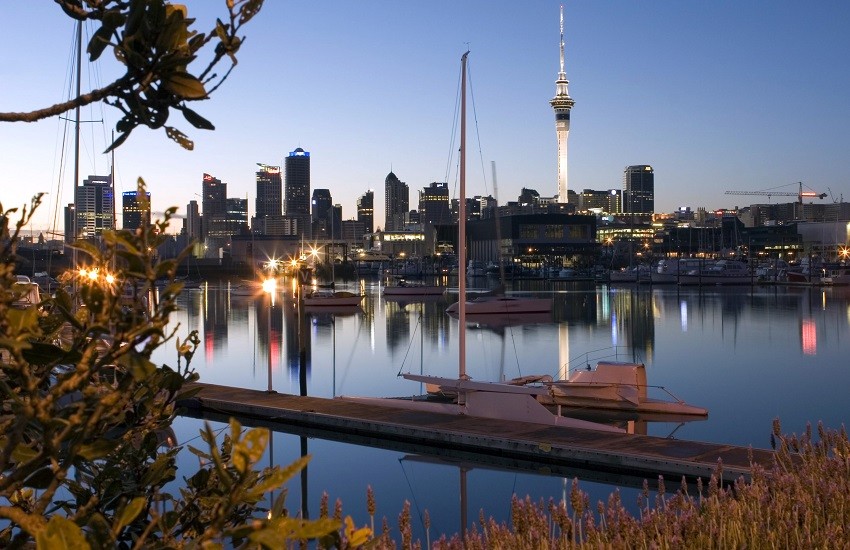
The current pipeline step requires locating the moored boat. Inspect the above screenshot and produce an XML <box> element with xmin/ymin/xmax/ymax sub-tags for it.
<box><xmin>677</xmin><ymin>259</ymin><xmax>753</xmax><ymax>285</ymax></box>
<box><xmin>302</xmin><ymin>289</ymin><xmax>364</xmax><ymax>307</ymax></box>
<box><xmin>520</xmin><ymin>361</ymin><xmax>707</xmax><ymax>417</ymax></box>
<box><xmin>383</xmin><ymin>278</ymin><xmax>445</xmax><ymax>296</ymax></box>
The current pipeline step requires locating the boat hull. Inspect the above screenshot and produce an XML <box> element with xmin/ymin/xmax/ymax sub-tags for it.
<box><xmin>383</xmin><ymin>285</ymin><xmax>445</xmax><ymax>296</ymax></box>
<box><xmin>446</xmin><ymin>296</ymin><xmax>552</xmax><ymax>315</ymax></box>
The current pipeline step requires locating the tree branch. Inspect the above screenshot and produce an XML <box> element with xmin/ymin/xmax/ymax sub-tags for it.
<box><xmin>0</xmin><ymin>78</ymin><xmax>128</xmax><ymax>123</ymax></box>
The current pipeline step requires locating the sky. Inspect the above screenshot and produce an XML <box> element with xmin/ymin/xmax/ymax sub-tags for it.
<box><xmin>2</xmin><ymin>1</ymin><xmax>850</xmax><ymax>235</ymax></box>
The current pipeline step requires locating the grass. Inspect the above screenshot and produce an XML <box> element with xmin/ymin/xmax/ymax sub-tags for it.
<box><xmin>315</xmin><ymin>420</ymin><xmax>850</xmax><ymax>548</ymax></box>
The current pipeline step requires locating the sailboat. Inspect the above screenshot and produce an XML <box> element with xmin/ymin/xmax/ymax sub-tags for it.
<box><xmin>342</xmin><ymin>52</ymin><xmax>618</xmax><ymax>433</ymax></box>
<box><xmin>444</xmin><ymin>155</ymin><xmax>551</xmax><ymax>317</ymax></box>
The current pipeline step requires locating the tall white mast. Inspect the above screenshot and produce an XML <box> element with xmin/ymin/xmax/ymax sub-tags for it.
<box><xmin>458</xmin><ymin>51</ymin><xmax>469</xmax><ymax>380</ymax></box>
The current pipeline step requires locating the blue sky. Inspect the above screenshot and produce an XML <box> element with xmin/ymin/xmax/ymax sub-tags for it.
<box><xmin>2</xmin><ymin>1</ymin><xmax>849</xmax><ymax>233</ymax></box>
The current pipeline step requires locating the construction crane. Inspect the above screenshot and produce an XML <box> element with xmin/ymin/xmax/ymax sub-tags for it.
<box><xmin>724</xmin><ymin>182</ymin><xmax>827</xmax><ymax>204</ymax></box>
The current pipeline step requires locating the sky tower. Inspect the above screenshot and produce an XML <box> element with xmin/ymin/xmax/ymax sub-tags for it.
<box><xmin>550</xmin><ymin>5</ymin><xmax>575</xmax><ymax>203</ymax></box>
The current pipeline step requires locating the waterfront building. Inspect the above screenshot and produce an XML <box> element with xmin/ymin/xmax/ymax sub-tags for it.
<box><xmin>550</xmin><ymin>6</ymin><xmax>575</xmax><ymax>203</ymax></box>
<box><xmin>285</xmin><ymin>148</ymin><xmax>311</xmax><ymax>239</ymax></box>
<box><xmin>74</xmin><ymin>174</ymin><xmax>115</xmax><ymax>240</ymax></box>
<box><xmin>623</xmin><ymin>165</ymin><xmax>654</xmax><ymax>222</ymax></box>
<box><xmin>357</xmin><ymin>190</ymin><xmax>374</xmax><ymax>234</ymax></box>
<box><xmin>201</xmin><ymin>173</ymin><xmax>226</xmax><ymax>239</ymax></box>
<box><xmin>384</xmin><ymin>171</ymin><xmax>409</xmax><ymax>232</ymax></box>
<box><xmin>255</xmin><ymin>163</ymin><xmax>282</xmax><ymax>230</ymax></box>
<box><xmin>122</xmin><ymin>190</ymin><xmax>151</xmax><ymax>231</ymax></box>
<box><xmin>463</xmin><ymin>213</ymin><xmax>597</xmax><ymax>270</ymax></box>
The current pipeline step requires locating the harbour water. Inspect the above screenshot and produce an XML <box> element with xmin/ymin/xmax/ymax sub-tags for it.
<box><xmin>155</xmin><ymin>279</ymin><xmax>850</xmax><ymax>540</ymax></box>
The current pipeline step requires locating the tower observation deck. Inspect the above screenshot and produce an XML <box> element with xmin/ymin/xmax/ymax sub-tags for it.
<box><xmin>550</xmin><ymin>5</ymin><xmax>575</xmax><ymax>204</ymax></box>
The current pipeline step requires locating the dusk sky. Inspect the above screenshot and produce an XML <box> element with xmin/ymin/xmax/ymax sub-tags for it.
<box><xmin>2</xmin><ymin>2</ymin><xmax>849</xmax><ymax>234</ymax></box>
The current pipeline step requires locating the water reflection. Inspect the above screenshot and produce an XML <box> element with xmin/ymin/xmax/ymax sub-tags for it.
<box><xmin>163</xmin><ymin>282</ymin><xmax>850</xmax><ymax>446</ymax></box>
<box><xmin>163</xmin><ymin>282</ymin><xmax>850</xmax><ymax>541</ymax></box>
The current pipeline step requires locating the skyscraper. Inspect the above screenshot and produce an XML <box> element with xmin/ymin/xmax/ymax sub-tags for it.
<box><xmin>550</xmin><ymin>6</ymin><xmax>575</xmax><ymax>204</ymax></box>
<box><xmin>311</xmin><ymin>188</ymin><xmax>332</xmax><ymax>237</ymax></box>
<box><xmin>75</xmin><ymin>174</ymin><xmax>114</xmax><ymax>239</ymax></box>
<box><xmin>122</xmin><ymin>190</ymin><xmax>151</xmax><ymax>231</ymax></box>
<box><xmin>185</xmin><ymin>200</ymin><xmax>201</xmax><ymax>242</ymax></box>
<box><xmin>255</xmin><ymin>163</ymin><xmax>282</xmax><ymax>221</ymax></box>
<box><xmin>202</xmin><ymin>173</ymin><xmax>226</xmax><ymax>239</ymax></box>
<box><xmin>384</xmin><ymin>171</ymin><xmax>408</xmax><ymax>232</ymax></box>
<box><xmin>285</xmin><ymin>147</ymin><xmax>311</xmax><ymax>238</ymax></box>
<box><xmin>357</xmin><ymin>190</ymin><xmax>374</xmax><ymax>234</ymax></box>
<box><xmin>623</xmin><ymin>165</ymin><xmax>654</xmax><ymax>220</ymax></box>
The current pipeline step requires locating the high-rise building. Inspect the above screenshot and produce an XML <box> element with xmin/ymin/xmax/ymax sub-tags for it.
<box><xmin>122</xmin><ymin>190</ymin><xmax>151</xmax><ymax>231</ymax></box>
<box><xmin>311</xmin><ymin>188</ymin><xmax>333</xmax><ymax>238</ymax></box>
<box><xmin>255</xmin><ymin>163</ymin><xmax>282</xmax><ymax>223</ymax></box>
<box><xmin>419</xmin><ymin>182</ymin><xmax>451</xmax><ymax>226</ymax></box>
<box><xmin>550</xmin><ymin>6</ymin><xmax>575</xmax><ymax>204</ymax></box>
<box><xmin>185</xmin><ymin>200</ymin><xmax>201</xmax><ymax>241</ymax></box>
<box><xmin>384</xmin><ymin>171</ymin><xmax>408</xmax><ymax>232</ymax></box>
<box><xmin>64</xmin><ymin>203</ymin><xmax>75</xmax><ymax>244</ymax></box>
<box><xmin>75</xmin><ymin>174</ymin><xmax>115</xmax><ymax>239</ymax></box>
<box><xmin>285</xmin><ymin>147</ymin><xmax>311</xmax><ymax>238</ymax></box>
<box><xmin>623</xmin><ymin>165</ymin><xmax>654</xmax><ymax>220</ymax></box>
<box><xmin>357</xmin><ymin>190</ymin><xmax>374</xmax><ymax>234</ymax></box>
<box><xmin>202</xmin><ymin>173</ymin><xmax>226</xmax><ymax>238</ymax></box>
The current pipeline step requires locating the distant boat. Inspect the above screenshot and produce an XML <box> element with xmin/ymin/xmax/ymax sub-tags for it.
<box><xmin>302</xmin><ymin>289</ymin><xmax>363</xmax><ymax>307</ymax></box>
<box><xmin>651</xmin><ymin>258</ymin><xmax>707</xmax><ymax>284</ymax></box>
<box><xmin>446</xmin><ymin>293</ymin><xmax>552</xmax><ymax>315</ymax></box>
<box><xmin>677</xmin><ymin>259</ymin><xmax>753</xmax><ymax>286</ymax></box>
<box><xmin>383</xmin><ymin>278</ymin><xmax>445</xmax><ymax>297</ymax></box>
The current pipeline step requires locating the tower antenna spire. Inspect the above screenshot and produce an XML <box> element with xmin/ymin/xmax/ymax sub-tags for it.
<box><xmin>550</xmin><ymin>5</ymin><xmax>575</xmax><ymax>203</ymax></box>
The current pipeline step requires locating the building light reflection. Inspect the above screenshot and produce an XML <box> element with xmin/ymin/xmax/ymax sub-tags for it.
<box><xmin>801</xmin><ymin>318</ymin><xmax>817</xmax><ymax>356</ymax></box>
<box><xmin>680</xmin><ymin>300</ymin><xmax>688</xmax><ymax>332</ymax></box>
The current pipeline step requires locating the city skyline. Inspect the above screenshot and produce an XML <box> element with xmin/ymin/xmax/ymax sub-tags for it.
<box><xmin>2</xmin><ymin>2</ymin><xmax>849</xmax><ymax>233</ymax></box>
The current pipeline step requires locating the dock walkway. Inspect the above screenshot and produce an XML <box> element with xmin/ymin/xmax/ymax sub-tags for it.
<box><xmin>179</xmin><ymin>382</ymin><xmax>775</xmax><ymax>483</ymax></box>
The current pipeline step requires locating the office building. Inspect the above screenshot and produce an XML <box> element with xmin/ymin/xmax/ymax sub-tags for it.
<box><xmin>357</xmin><ymin>190</ymin><xmax>374</xmax><ymax>234</ymax></box>
<box><xmin>419</xmin><ymin>182</ymin><xmax>451</xmax><ymax>226</ymax></box>
<box><xmin>75</xmin><ymin>174</ymin><xmax>114</xmax><ymax>239</ymax></box>
<box><xmin>384</xmin><ymin>171</ymin><xmax>408</xmax><ymax>232</ymax></box>
<box><xmin>623</xmin><ymin>165</ymin><xmax>655</xmax><ymax>221</ymax></box>
<box><xmin>122</xmin><ymin>190</ymin><xmax>151</xmax><ymax>231</ymax></box>
<box><xmin>255</xmin><ymin>163</ymin><xmax>282</xmax><ymax>223</ymax></box>
<box><xmin>285</xmin><ymin>147</ymin><xmax>311</xmax><ymax>238</ymax></box>
<box><xmin>202</xmin><ymin>173</ymin><xmax>226</xmax><ymax>238</ymax></box>
<box><xmin>311</xmin><ymin>188</ymin><xmax>332</xmax><ymax>237</ymax></box>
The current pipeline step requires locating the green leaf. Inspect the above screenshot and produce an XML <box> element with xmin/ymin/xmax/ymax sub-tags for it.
<box><xmin>12</xmin><ymin>443</ymin><xmax>39</xmax><ymax>464</ymax></box>
<box><xmin>78</xmin><ymin>439</ymin><xmax>120</xmax><ymax>461</ymax></box>
<box><xmin>162</xmin><ymin>71</ymin><xmax>207</xmax><ymax>99</ymax></box>
<box><xmin>180</xmin><ymin>106</ymin><xmax>215</xmax><ymax>130</ymax></box>
<box><xmin>115</xmin><ymin>497</ymin><xmax>147</xmax><ymax>532</ymax></box>
<box><xmin>36</xmin><ymin>516</ymin><xmax>90</xmax><ymax>550</ymax></box>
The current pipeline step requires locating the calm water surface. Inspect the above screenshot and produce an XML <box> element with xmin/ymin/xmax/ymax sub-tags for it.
<box><xmin>154</xmin><ymin>279</ymin><xmax>850</xmax><ymax>539</ymax></box>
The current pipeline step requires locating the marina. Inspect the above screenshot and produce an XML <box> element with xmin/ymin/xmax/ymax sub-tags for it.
<box><xmin>155</xmin><ymin>280</ymin><xmax>850</xmax><ymax>537</ymax></box>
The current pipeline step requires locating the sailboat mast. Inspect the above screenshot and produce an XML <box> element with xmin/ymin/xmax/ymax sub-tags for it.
<box><xmin>72</xmin><ymin>20</ymin><xmax>82</xmax><ymax>266</ymax></box>
<box><xmin>459</xmin><ymin>51</ymin><xmax>469</xmax><ymax>379</ymax></box>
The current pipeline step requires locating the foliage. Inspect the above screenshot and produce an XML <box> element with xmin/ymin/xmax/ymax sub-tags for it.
<box><xmin>0</xmin><ymin>186</ymin><xmax>359</xmax><ymax>548</ymax></box>
<box><xmin>0</xmin><ymin>0</ymin><xmax>264</xmax><ymax>151</ymax></box>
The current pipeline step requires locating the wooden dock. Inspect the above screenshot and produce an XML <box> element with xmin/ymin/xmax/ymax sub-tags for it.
<box><xmin>179</xmin><ymin>382</ymin><xmax>775</xmax><ymax>483</ymax></box>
